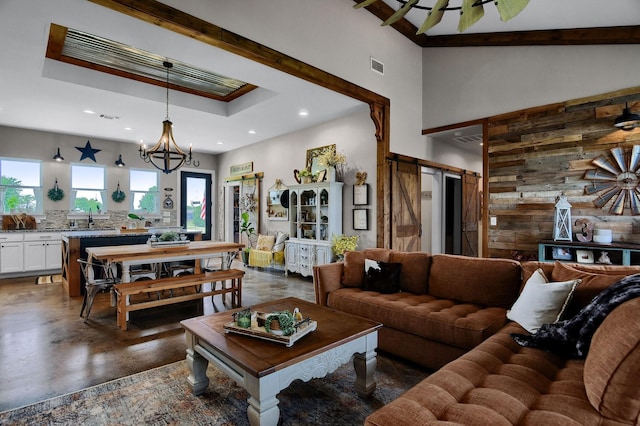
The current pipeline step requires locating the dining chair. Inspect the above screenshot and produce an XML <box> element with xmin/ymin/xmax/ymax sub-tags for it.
<box><xmin>78</xmin><ymin>258</ymin><xmax>120</xmax><ymax>322</ymax></box>
<box><xmin>203</xmin><ymin>254</ymin><xmax>236</xmax><ymax>304</ymax></box>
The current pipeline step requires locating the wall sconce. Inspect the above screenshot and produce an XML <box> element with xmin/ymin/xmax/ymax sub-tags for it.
<box><xmin>115</xmin><ymin>154</ymin><xmax>125</xmax><ymax>167</ymax></box>
<box><xmin>53</xmin><ymin>147</ymin><xmax>64</xmax><ymax>162</ymax></box>
<box><xmin>614</xmin><ymin>102</ymin><xmax>640</xmax><ymax>131</ymax></box>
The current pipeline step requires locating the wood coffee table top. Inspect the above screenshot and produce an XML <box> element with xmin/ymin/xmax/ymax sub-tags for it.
<box><xmin>181</xmin><ymin>297</ymin><xmax>381</xmax><ymax>378</ymax></box>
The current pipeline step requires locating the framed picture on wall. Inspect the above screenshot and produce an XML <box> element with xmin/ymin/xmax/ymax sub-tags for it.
<box><xmin>353</xmin><ymin>184</ymin><xmax>368</xmax><ymax>205</ymax></box>
<box><xmin>353</xmin><ymin>209</ymin><xmax>368</xmax><ymax>230</ymax></box>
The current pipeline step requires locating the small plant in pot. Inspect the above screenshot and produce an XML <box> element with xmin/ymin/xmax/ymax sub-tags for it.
<box><xmin>239</xmin><ymin>211</ymin><xmax>256</xmax><ymax>265</ymax></box>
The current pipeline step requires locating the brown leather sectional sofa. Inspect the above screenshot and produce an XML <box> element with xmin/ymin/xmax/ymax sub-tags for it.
<box><xmin>313</xmin><ymin>249</ymin><xmax>640</xmax><ymax>425</ymax></box>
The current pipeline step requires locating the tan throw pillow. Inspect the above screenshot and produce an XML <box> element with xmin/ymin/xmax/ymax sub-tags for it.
<box><xmin>507</xmin><ymin>268</ymin><xmax>580</xmax><ymax>334</ymax></box>
<box><xmin>551</xmin><ymin>261</ymin><xmax>628</xmax><ymax>317</ymax></box>
<box><xmin>255</xmin><ymin>234</ymin><xmax>275</xmax><ymax>251</ymax></box>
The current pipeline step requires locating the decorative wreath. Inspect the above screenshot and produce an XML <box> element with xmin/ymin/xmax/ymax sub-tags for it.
<box><xmin>111</xmin><ymin>189</ymin><xmax>126</xmax><ymax>203</ymax></box>
<box><xmin>47</xmin><ymin>181</ymin><xmax>64</xmax><ymax>201</ymax></box>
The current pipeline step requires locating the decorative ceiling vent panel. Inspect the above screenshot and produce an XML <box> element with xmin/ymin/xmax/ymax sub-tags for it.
<box><xmin>45</xmin><ymin>23</ymin><xmax>257</xmax><ymax>102</ymax></box>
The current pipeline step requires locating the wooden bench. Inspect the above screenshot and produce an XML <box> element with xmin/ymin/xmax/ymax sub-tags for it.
<box><xmin>114</xmin><ymin>268</ymin><xmax>244</xmax><ymax>330</ymax></box>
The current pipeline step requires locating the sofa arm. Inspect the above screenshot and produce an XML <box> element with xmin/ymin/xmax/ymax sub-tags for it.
<box><xmin>313</xmin><ymin>263</ymin><xmax>344</xmax><ymax>306</ymax></box>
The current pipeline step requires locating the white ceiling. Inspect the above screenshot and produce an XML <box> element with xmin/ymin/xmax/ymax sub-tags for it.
<box><xmin>0</xmin><ymin>0</ymin><xmax>365</xmax><ymax>156</ymax></box>
<box><xmin>0</xmin><ymin>0</ymin><xmax>638</xmax><ymax>158</ymax></box>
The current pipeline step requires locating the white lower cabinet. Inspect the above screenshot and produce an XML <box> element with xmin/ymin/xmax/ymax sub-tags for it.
<box><xmin>0</xmin><ymin>234</ymin><xmax>24</xmax><ymax>274</ymax></box>
<box><xmin>0</xmin><ymin>232</ymin><xmax>61</xmax><ymax>275</ymax></box>
<box><xmin>24</xmin><ymin>233</ymin><xmax>62</xmax><ymax>271</ymax></box>
<box><xmin>285</xmin><ymin>239</ymin><xmax>333</xmax><ymax>277</ymax></box>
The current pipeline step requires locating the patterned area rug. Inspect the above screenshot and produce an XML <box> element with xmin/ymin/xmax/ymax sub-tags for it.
<box><xmin>34</xmin><ymin>274</ymin><xmax>62</xmax><ymax>285</ymax></box>
<box><xmin>0</xmin><ymin>354</ymin><xmax>428</xmax><ymax>425</ymax></box>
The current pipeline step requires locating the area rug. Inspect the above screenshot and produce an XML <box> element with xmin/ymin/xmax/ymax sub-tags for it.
<box><xmin>0</xmin><ymin>354</ymin><xmax>428</xmax><ymax>425</ymax></box>
<box><xmin>34</xmin><ymin>274</ymin><xmax>62</xmax><ymax>285</ymax></box>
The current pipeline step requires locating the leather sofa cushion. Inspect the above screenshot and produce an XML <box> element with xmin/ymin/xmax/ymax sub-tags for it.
<box><xmin>584</xmin><ymin>298</ymin><xmax>640</xmax><ymax>423</ymax></box>
<box><xmin>429</xmin><ymin>254</ymin><xmax>521</xmax><ymax>309</ymax></box>
<box><xmin>366</xmin><ymin>322</ymin><xmax>611</xmax><ymax>426</ymax></box>
<box><xmin>328</xmin><ymin>287</ymin><xmax>508</xmax><ymax>350</ymax></box>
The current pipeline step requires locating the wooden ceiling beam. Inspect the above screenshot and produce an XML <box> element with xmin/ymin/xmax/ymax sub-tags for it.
<box><xmin>352</xmin><ymin>1</ymin><xmax>640</xmax><ymax>47</ymax></box>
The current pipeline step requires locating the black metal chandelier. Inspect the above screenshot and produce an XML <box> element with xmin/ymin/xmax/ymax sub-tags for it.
<box><xmin>139</xmin><ymin>61</ymin><xmax>199</xmax><ymax>174</ymax></box>
<box><xmin>354</xmin><ymin>0</ymin><xmax>530</xmax><ymax>33</ymax></box>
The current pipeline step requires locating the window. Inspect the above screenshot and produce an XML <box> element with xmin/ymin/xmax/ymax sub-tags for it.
<box><xmin>130</xmin><ymin>169</ymin><xmax>159</xmax><ymax>214</ymax></box>
<box><xmin>71</xmin><ymin>164</ymin><xmax>106</xmax><ymax>212</ymax></box>
<box><xmin>0</xmin><ymin>158</ymin><xmax>43</xmax><ymax>214</ymax></box>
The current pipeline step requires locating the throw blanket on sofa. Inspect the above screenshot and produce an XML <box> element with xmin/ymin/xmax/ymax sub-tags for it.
<box><xmin>511</xmin><ymin>273</ymin><xmax>640</xmax><ymax>358</ymax></box>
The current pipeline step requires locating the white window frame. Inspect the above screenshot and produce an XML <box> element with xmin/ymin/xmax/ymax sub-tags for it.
<box><xmin>0</xmin><ymin>157</ymin><xmax>43</xmax><ymax>214</ymax></box>
<box><xmin>70</xmin><ymin>163</ymin><xmax>107</xmax><ymax>213</ymax></box>
<box><xmin>129</xmin><ymin>168</ymin><xmax>160</xmax><ymax>215</ymax></box>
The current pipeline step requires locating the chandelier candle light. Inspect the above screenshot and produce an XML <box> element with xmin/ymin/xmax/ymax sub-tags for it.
<box><xmin>139</xmin><ymin>61</ymin><xmax>199</xmax><ymax>174</ymax></box>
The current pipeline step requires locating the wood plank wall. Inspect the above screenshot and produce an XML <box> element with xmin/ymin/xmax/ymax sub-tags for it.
<box><xmin>487</xmin><ymin>88</ymin><xmax>640</xmax><ymax>259</ymax></box>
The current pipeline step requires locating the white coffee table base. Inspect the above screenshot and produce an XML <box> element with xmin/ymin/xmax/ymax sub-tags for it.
<box><xmin>184</xmin><ymin>330</ymin><xmax>378</xmax><ymax>426</ymax></box>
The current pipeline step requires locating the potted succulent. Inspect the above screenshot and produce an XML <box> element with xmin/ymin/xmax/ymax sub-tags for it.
<box><xmin>239</xmin><ymin>211</ymin><xmax>256</xmax><ymax>265</ymax></box>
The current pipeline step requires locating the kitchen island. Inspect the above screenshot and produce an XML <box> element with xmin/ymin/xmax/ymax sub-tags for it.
<box><xmin>61</xmin><ymin>229</ymin><xmax>201</xmax><ymax>297</ymax></box>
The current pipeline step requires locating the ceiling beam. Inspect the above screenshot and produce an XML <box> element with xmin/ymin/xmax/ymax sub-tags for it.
<box><xmin>352</xmin><ymin>1</ymin><xmax>640</xmax><ymax>47</ymax></box>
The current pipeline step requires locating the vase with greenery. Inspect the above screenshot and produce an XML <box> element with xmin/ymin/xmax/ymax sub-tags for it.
<box><xmin>331</xmin><ymin>234</ymin><xmax>360</xmax><ymax>261</ymax></box>
<box><xmin>316</xmin><ymin>145</ymin><xmax>347</xmax><ymax>181</ymax></box>
<box><xmin>298</xmin><ymin>168</ymin><xmax>315</xmax><ymax>184</ymax></box>
<box><xmin>239</xmin><ymin>211</ymin><xmax>256</xmax><ymax>264</ymax></box>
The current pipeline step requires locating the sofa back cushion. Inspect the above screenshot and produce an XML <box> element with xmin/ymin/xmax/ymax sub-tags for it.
<box><xmin>429</xmin><ymin>254</ymin><xmax>521</xmax><ymax>308</ymax></box>
<box><xmin>388</xmin><ymin>251</ymin><xmax>430</xmax><ymax>294</ymax></box>
<box><xmin>342</xmin><ymin>249</ymin><xmax>390</xmax><ymax>287</ymax></box>
<box><xmin>551</xmin><ymin>262</ymin><xmax>631</xmax><ymax>317</ymax></box>
<box><xmin>584</xmin><ymin>297</ymin><xmax>640</xmax><ymax>423</ymax></box>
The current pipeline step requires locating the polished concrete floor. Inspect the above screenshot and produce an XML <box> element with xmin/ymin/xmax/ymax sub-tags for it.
<box><xmin>0</xmin><ymin>262</ymin><xmax>315</xmax><ymax>412</ymax></box>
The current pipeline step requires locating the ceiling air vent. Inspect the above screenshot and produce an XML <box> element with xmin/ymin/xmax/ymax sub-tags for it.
<box><xmin>99</xmin><ymin>114</ymin><xmax>119</xmax><ymax>120</ymax></box>
<box><xmin>370</xmin><ymin>57</ymin><xmax>384</xmax><ymax>75</ymax></box>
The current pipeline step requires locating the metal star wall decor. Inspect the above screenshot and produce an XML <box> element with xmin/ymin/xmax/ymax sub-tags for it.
<box><xmin>76</xmin><ymin>140</ymin><xmax>101</xmax><ymax>162</ymax></box>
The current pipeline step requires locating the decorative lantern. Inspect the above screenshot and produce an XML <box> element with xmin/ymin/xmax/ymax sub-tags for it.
<box><xmin>553</xmin><ymin>195</ymin><xmax>572</xmax><ymax>241</ymax></box>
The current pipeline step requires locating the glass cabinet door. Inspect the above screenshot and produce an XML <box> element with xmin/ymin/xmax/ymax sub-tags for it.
<box><xmin>300</xmin><ymin>189</ymin><xmax>318</xmax><ymax>240</ymax></box>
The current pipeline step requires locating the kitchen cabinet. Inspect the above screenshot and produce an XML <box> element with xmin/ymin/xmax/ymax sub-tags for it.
<box><xmin>0</xmin><ymin>233</ymin><xmax>24</xmax><ymax>274</ymax></box>
<box><xmin>23</xmin><ymin>232</ymin><xmax>61</xmax><ymax>271</ymax></box>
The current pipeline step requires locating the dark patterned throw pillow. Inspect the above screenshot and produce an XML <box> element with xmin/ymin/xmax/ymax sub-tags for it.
<box><xmin>363</xmin><ymin>259</ymin><xmax>402</xmax><ymax>294</ymax></box>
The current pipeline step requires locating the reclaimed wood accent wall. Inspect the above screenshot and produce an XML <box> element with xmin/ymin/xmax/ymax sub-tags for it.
<box><xmin>487</xmin><ymin>88</ymin><xmax>640</xmax><ymax>259</ymax></box>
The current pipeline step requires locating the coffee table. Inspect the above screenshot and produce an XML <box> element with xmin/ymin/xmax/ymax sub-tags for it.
<box><xmin>180</xmin><ymin>297</ymin><xmax>381</xmax><ymax>426</ymax></box>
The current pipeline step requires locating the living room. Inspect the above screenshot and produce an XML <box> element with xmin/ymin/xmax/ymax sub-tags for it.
<box><xmin>1</xmin><ymin>0</ymin><xmax>639</xmax><ymax>424</ymax></box>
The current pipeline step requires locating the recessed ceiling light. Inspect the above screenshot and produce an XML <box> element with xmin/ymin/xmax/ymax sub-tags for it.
<box><xmin>83</xmin><ymin>109</ymin><xmax>96</xmax><ymax>114</ymax></box>
<box><xmin>299</xmin><ymin>109</ymin><xmax>309</xmax><ymax>116</ymax></box>
<box><xmin>216</xmin><ymin>141</ymin><xmax>224</xmax><ymax>145</ymax></box>
<box><xmin>248</xmin><ymin>130</ymin><xmax>256</xmax><ymax>134</ymax></box>
<box><xmin>124</xmin><ymin>127</ymin><xmax>133</xmax><ymax>131</ymax></box>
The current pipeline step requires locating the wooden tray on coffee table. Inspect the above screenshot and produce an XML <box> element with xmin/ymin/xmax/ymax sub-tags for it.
<box><xmin>223</xmin><ymin>319</ymin><xmax>317</xmax><ymax>347</ymax></box>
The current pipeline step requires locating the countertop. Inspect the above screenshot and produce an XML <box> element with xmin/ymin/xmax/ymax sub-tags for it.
<box><xmin>1</xmin><ymin>228</ymin><xmax>202</xmax><ymax>237</ymax></box>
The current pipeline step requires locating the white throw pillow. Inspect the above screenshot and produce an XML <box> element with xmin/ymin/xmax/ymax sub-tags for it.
<box><xmin>507</xmin><ymin>268</ymin><xmax>580</xmax><ymax>334</ymax></box>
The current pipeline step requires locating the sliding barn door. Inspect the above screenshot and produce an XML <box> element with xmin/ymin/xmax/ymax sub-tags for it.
<box><xmin>391</xmin><ymin>160</ymin><xmax>421</xmax><ymax>251</ymax></box>
<box><xmin>462</xmin><ymin>172</ymin><xmax>480</xmax><ymax>257</ymax></box>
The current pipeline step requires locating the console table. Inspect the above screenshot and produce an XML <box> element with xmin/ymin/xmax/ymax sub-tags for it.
<box><xmin>538</xmin><ymin>240</ymin><xmax>640</xmax><ymax>266</ymax></box>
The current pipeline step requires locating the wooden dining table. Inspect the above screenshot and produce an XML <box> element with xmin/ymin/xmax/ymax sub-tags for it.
<box><xmin>85</xmin><ymin>240</ymin><xmax>244</xmax><ymax>282</ymax></box>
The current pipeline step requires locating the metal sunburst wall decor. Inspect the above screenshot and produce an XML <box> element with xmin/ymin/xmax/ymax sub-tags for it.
<box><xmin>584</xmin><ymin>146</ymin><xmax>640</xmax><ymax>215</ymax></box>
